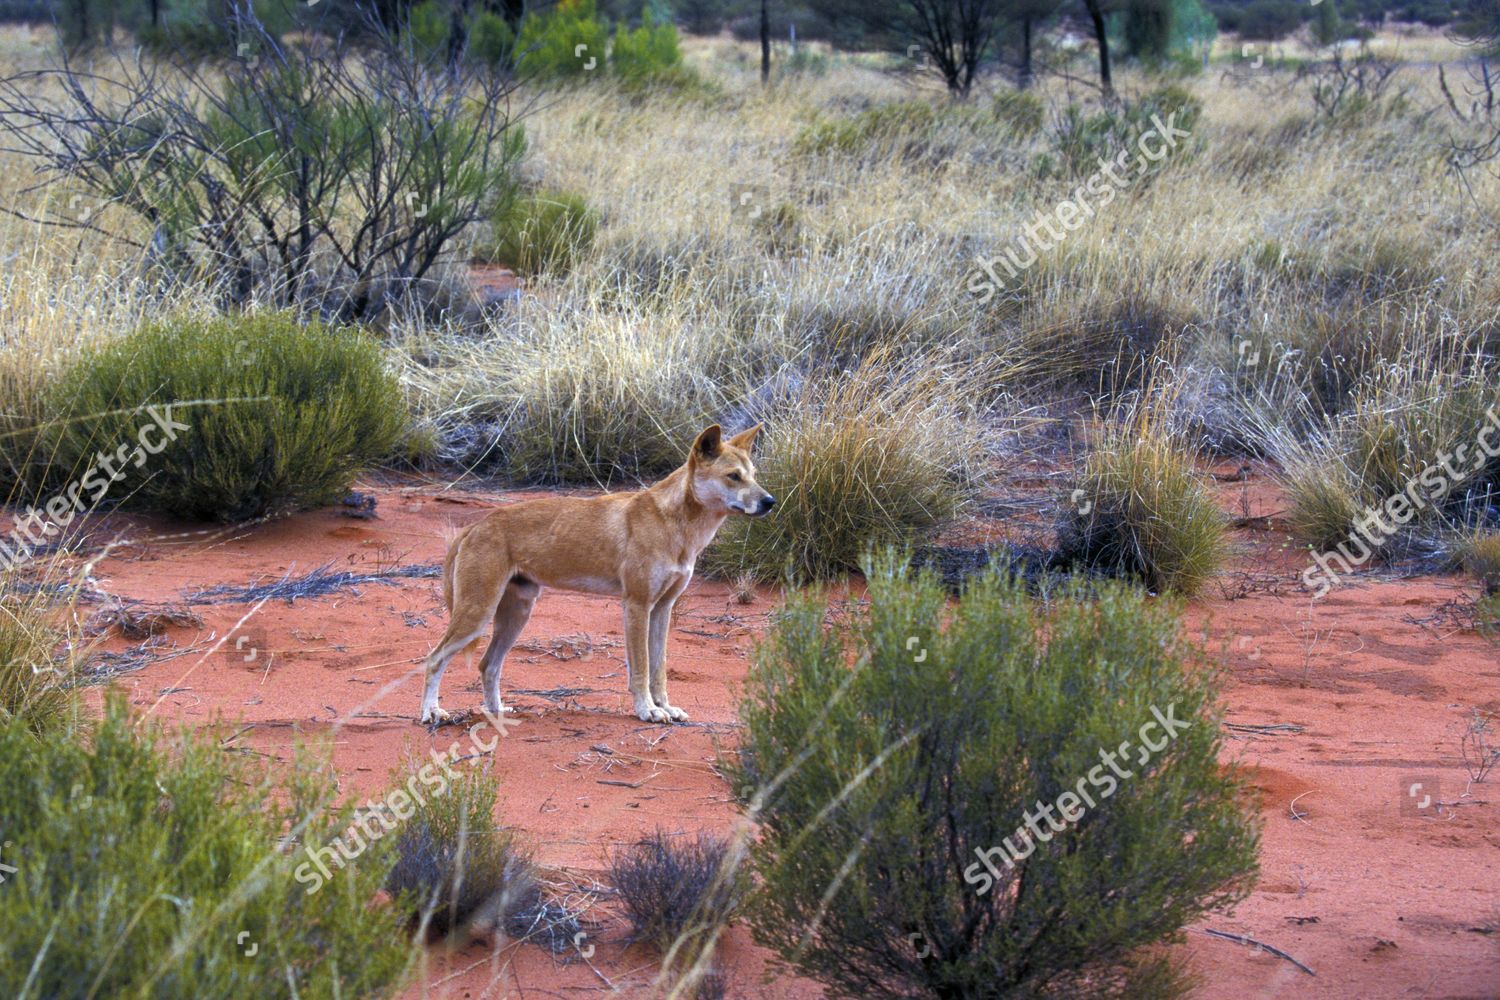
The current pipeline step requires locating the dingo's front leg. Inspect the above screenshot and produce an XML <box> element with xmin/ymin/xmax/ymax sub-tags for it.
<box><xmin>648</xmin><ymin>592</ymin><xmax>688</xmax><ymax>722</ymax></box>
<box><xmin>624</xmin><ymin>596</ymin><xmax>670</xmax><ymax>723</ymax></box>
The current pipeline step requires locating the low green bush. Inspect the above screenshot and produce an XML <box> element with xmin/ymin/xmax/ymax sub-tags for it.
<box><xmin>478</xmin><ymin>190</ymin><xmax>600</xmax><ymax>275</ymax></box>
<box><xmin>729</xmin><ymin>556</ymin><xmax>1258</xmax><ymax>999</ymax></box>
<box><xmin>407</xmin><ymin>0</ymin><xmax>515</xmax><ymax>69</ymax></box>
<box><xmin>1056</xmin><ymin>421</ymin><xmax>1227</xmax><ymax>594</ymax></box>
<box><xmin>1284</xmin><ymin>366</ymin><xmax>1500</xmax><ymax>554</ymax></box>
<box><xmin>0</xmin><ymin>694</ymin><xmax>413</xmax><ymax>996</ymax></box>
<box><xmin>791</xmin><ymin>100</ymin><xmax>1002</xmax><ymax>164</ymax></box>
<box><xmin>0</xmin><ymin>580</ymin><xmax>82</xmax><ymax>737</ymax></box>
<box><xmin>610</xmin><ymin>12</ymin><xmax>683</xmax><ymax>83</ymax></box>
<box><xmin>387</xmin><ymin>767</ymin><xmax>537</xmax><ymax>938</ymax></box>
<box><xmin>704</xmin><ymin>363</ymin><xmax>977</xmax><ymax>583</ymax></box>
<box><xmin>1037</xmin><ymin>86</ymin><xmax>1202</xmax><ymax>181</ymax></box>
<box><xmin>48</xmin><ymin>312</ymin><xmax>406</xmax><ymax>522</ymax></box>
<box><xmin>992</xmin><ymin>89</ymin><xmax>1045</xmax><ymax>137</ymax></box>
<box><xmin>515</xmin><ymin>0</ymin><xmax>610</xmax><ymax>81</ymax></box>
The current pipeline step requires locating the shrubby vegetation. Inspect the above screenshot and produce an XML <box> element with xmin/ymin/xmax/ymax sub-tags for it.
<box><xmin>48</xmin><ymin>313</ymin><xmax>405</xmax><ymax>521</ymax></box>
<box><xmin>730</xmin><ymin>557</ymin><xmax>1258</xmax><ymax>998</ymax></box>
<box><xmin>478</xmin><ymin>190</ymin><xmax>601</xmax><ymax>275</ymax></box>
<box><xmin>0</xmin><ymin>19</ymin><xmax>525</xmax><ymax>322</ymax></box>
<box><xmin>388</xmin><ymin>767</ymin><xmax>538</xmax><ymax>938</ymax></box>
<box><xmin>0</xmin><ymin>695</ymin><xmax>414</xmax><ymax>997</ymax></box>
<box><xmin>705</xmin><ymin>357</ymin><xmax>982</xmax><ymax>583</ymax></box>
<box><xmin>1056</xmin><ymin>412</ymin><xmax>1227</xmax><ymax>595</ymax></box>
<box><xmin>609</xmin><ymin>829</ymin><xmax>745</xmax><ymax>971</ymax></box>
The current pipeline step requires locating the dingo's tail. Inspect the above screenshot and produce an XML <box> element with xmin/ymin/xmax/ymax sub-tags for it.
<box><xmin>440</xmin><ymin>522</ymin><xmax>473</xmax><ymax>611</ymax></box>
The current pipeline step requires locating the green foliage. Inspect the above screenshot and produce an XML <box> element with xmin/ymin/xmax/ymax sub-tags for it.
<box><xmin>610</xmin><ymin>11</ymin><xmax>684</xmax><ymax>82</ymax></box>
<box><xmin>730</xmin><ymin>556</ymin><xmax>1259</xmax><ymax>1000</ymax></box>
<box><xmin>387</xmin><ymin>766</ymin><xmax>537</xmax><ymax>937</ymax></box>
<box><xmin>478</xmin><ymin>190</ymin><xmax>600</xmax><ymax>275</ymax></box>
<box><xmin>992</xmin><ymin>89</ymin><xmax>1045</xmax><ymax>138</ymax></box>
<box><xmin>4</xmin><ymin>25</ymin><xmax>527</xmax><ymax>322</ymax></box>
<box><xmin>516</xmin><ymin>0</ymin><xmax>610</xmax><ymax>80</ymax></box>
<box><xmin>1122</xmin><ymin>0</ymin><xmax>1175</xmax><ymax>63</ymax></box>
<box><xmin>704</xmin><ymin>367</ymin><xmax>976</xmax><ymax>583</ymax></box>
<box><xmin>0</xmin><ymin>583</ymin><xmax>80</xmax><ymax>737</ymax></box>
<box><xmin>1057</xmin><ymin>423</ymin><xmax>1228</xmax><ymax>594</ymax></box>
<box><xmin>1312</xmin><ymin>0</ymin><xmax>1344</xmax><ymax>46</ymax></box>
<box><xmin>0</xmin><ymin>694</ymin><xmax>413</xmax><ymax>997</ymax></box>
<box><xmin>48</xmin><ymin>312</ymin><xmax>406</xmax><ymax>522</ymax></box>
<box><xmin>406</xmin><ymin>1</ymin><xmax>516</xmax><ymax>68</ymax></box>
<box><xmin>468</xmin><ymin>9</ymin><xmax>518</xmax><ymax>67</ymax></box>
<box><xmin>1286</xmin><ymin>367</ymin><xmax>1500</xmax><ymax>552</ymax></box>
<box><xmin>407</xmin><ymin>0</ymin><xmax>454</xmax><ymax>59</ymax></box>
<box><xmin>791</xmin><ymin>100</ymin><xmax>1002</xmax><ymax>165</ymax></box>
<box><xmin>1038</xmin><ymin>86</ymin><xmax>1202</xmax><ymax>181</ymax></box>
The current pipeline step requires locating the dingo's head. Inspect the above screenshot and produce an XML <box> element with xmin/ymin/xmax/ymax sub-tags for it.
<box><xmin>688</xmin><ymin>424</ymin><xmax>775</xmax><ymax>517</ymax></box>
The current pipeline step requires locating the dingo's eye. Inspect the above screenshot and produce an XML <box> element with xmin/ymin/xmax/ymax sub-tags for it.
<box><xmin>727</xmin><ymin>472</ymin><xmax>743</xmax><ymax>483</ymax></box>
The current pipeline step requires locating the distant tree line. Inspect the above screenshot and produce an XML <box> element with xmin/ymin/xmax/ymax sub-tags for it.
<box><xmin>14</xmin><ymin>0</ymin><xmax>1495</xmax><ymax>101</ymax></box>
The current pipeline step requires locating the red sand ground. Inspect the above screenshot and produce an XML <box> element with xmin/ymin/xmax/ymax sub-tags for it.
<box><xmin>55</xmin><ymin>464</ymin><xmax>1500</xmax><ymax>999</ymax></box>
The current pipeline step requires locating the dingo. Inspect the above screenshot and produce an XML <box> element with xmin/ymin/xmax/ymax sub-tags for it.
<box><xmin>420</xmin><ymin>424</ymin><xmax>775</xmax><ymax>725</ymax></box>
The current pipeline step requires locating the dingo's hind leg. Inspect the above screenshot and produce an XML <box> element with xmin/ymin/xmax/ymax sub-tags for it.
<box><xmin>478</xmin><ymin>576</ymin><xmax>539</xmax><ymax>716</ymax></box>
<box><xmin>422</xmin><ymin>559</ymin><xmax>505</xmax><ymax>724</ymax></box>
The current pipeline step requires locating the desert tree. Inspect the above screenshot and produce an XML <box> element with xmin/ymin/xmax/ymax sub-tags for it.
<box><xmin>1121</xmin><ymin>0</ymin><xmax>1173</xmax><ymax>63</ymax></box>
<box><xmin>1077</xmin><ymin>0</ymin><xmax>1116</xmax><ymax>93</ymax></box>
<box><xmin>1441</xmin><ymin>0</ymin><xmax>1500</xmax><ymax>175</ymax></box>
<box><xmin>0</xmin><ymin>7</ymin><xmax>527</xmax><ymax>323</ymax></box>
<box><xmin>1008</xmin><ymin>0</ymin><xmax>1061</xmax><ymax>88</ymax></box>
<box><xmin>806</xmin><ymin>0</ymin><xmax>1011</xmax><ymax>97</ymax></box>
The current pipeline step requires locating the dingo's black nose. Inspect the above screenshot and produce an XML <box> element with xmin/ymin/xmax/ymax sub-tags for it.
<box><xmin>761</xmin><ymin>496</ymin><xmax>777</xmax><ymax>512</ymax></box>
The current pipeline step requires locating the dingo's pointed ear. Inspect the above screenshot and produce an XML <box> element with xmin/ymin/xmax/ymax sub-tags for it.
<box><xmin>727</xmin><ymin>423</ymin><xmax>763</xmax><ymax>452</ymax></box>
<box><xmin>691</xmin><ymin>424</ymin><xmax>723</xmax><ymax>460</ymax></box>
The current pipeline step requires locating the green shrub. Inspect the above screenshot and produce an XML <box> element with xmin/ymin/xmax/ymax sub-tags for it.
<box><xmin>0</xmin><ymin>581</ymin><xmax>82</xmax><ymax>737</ymax></box>
<box><xmin>779</xmin><ymin>46</ymin><xmax>830</xmax><ymax>77</ymax></box>
<box><xmin>387</xmin><ymin>767</ymin><xmax>537</xmax><ymax>937</ymax></box>
<box><xmin>475</xmin><ymin>316</ymin><xmax>730</xmax><ymax>483</ymax></box>
<box><xmin>0</xmin><ymin>694</ymin><xmax>413</xmax><ymax>997</ymax></box>
<box><xmin>610</xmin><ymin>11</ymin><xmax>683</xmax><ymax>83</ymax></box>
<box><xmin>479</xmin><ymin>190</ymin><xmax>600</xmax><ymax>276</ymax></box>
<box><xmin>4</xmin><ymin>28</ymin><xmax>525</xmax><ymax>322</ymax></box>
<box><xmin>1463</xmin><ymin>533</ymin><xmax>1500</xmax><ymax>595</ymax></box>
<box><xmin>407</xmin><ymin>0</ymin><xmax>454</xmax><ymax>60</ymax></box>
<box><xmin>468</xmin><ymin>9</ymin><xmax>517</xmax><ymax>67</ymax></box>
<box><xmin>407</xmin><ymin>1</ymin><xmax>516</xmax><ymax>68</ymax></box>
<box><xmin>516</xmin><ymin>0</ymin><xmax>610</xmax><ymax>80</ymax></box>
<box><xmin>730</xmin><ymin>556</ymin><xmax>1258</xmax><ymax>1000</ymax></box>
<box><xmin>1057</xmin><ymin>422</ymin><xmax>1227</xmax><ymax>594</ymax></box>
<box><xmin>1284</xmin><ymin>366</ymin><xmax>1500</xmax><ymax>554</ymax></box>
<box><xmin>992</xmin><ymin>89</ymin><xmax>1045</xmax><ymax>138</ymax></box>
<box><xmin>704</xmin><ymin>363</ymin><xmax>977</xmax><ymax>583</ymax></box>
<box><xmin>1038</xmin><ymin>86</ymin><xmax>1202</xmax><ymax>181</ymax></box>
<box><xmin>48</xmin><ymin>313</ymin><xmax>406</xmax><ymax>522</ymax></box>
<box><xmin>791</xmin><ymin>100</ymin><xmax>1001</xmax><ymax>164</ymax></box>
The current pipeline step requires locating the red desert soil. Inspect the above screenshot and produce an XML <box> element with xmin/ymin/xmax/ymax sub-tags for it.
<box><xmin>50</xmin><ymin>464</ymin><xmax>1500</xmax><ymax>999</ymax></box>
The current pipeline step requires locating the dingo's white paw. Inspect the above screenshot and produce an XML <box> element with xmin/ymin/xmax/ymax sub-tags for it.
<box><xmin>661</xmin><ymin>704</ymin><xmax>689</xmax><ymax>722</ymax></box>
<box><xmin>482</xmin><ymin>700</ymin><xmax>512</xmax><ymax>716</ymax></box>
<box><xmin>636</xmin><ymin>702</ymin><xmax>672</xmax><ymax>724</ymax></box>
<box><xmin>420</xmin><ymin>704</ymin><xmax>451</xmax><ymax>724</ymax></box>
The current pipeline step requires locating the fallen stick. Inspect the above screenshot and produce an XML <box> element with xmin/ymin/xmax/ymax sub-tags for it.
<box><xmin>1204</xmin><ymin>929</ymin><xmax>1315</xmax><ymax>976</ymax></box>
<box><xmin>597</xmin><ymin>774</ymin><xmax>660</xmax><ymax>789</ymax></box>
